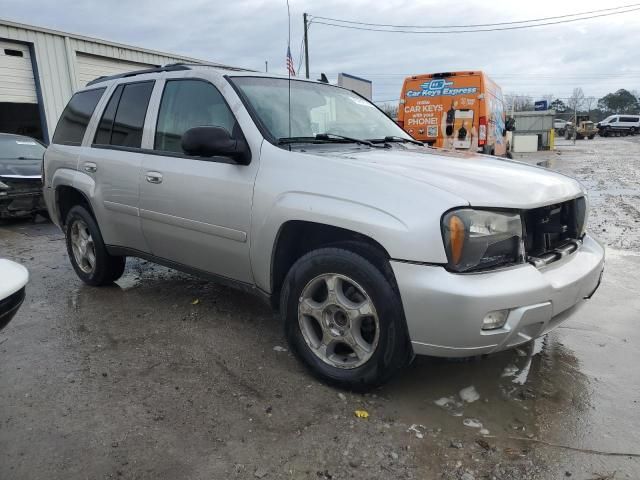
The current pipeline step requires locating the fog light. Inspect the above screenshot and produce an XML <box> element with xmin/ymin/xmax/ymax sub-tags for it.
<box><xmin>482</xmin><ymin>309</ymin><xmax>509</xmax><ymax>330</ymax></box>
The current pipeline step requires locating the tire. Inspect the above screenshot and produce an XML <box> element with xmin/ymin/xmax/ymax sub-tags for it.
<box><xmin>280</xmin><ymin>247</ymin><xmax>411</xmax><ymax>390</ymax></box>
<box><xmin>588</xmin><ymin>135</ymin><xmax>595</xmax><ymax>140</ymax></box>
<box><xmin>65</xmin><ymin>205</ymin><xmax>125</xmax><ymax>286</ymax></box>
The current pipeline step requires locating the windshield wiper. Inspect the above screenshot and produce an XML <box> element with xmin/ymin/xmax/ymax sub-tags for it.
<box><xmin>370</xmin><ymin>136</ymin><xmax>424</xmax><ymax>146</ymax></box>
<box><xmin>277</xmin><ymin>133</ymin><xmax>383</xmax><ymax>148</ymax></box>
<box><xmin>315</xmin><ymin>133</ymin><xmax>381</xmax><ymax>147</ymax></box>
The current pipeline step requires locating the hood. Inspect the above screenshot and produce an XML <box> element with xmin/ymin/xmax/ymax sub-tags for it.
<box><xmin>0</xmin><ymin>158</ymin><xmax>42</xmax><ymax>178</ymax></box>
<box><xmin>313</xmin><ymin>146</ymin><xmax>583</xmax><ymax>209</ymax></box>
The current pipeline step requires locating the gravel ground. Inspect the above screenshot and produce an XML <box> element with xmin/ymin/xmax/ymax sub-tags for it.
<box><xmin>0</xmin><ymin>136</ymin><xmax>638</xmax><ymax>479</ymax></box>
<box><xmin>512</xmin><ymin>135</ymin><xmax>640</xmax><ymax>251</ymax></box>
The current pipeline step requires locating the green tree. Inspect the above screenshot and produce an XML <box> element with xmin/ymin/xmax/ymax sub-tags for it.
<box><xmin>550</xmin><ymin>98</ymin><xmax>567</xmax><ymax>112</ymax></box>
<box><xmin>597</xmin><ymin>89</ymin><xmax>640</xmax><ymax>114</ymax></box>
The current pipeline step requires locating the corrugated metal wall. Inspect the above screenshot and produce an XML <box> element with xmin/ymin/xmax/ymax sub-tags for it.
<box><xmin>0</xmin><ymin>20</ymin><xmax>210</xmax><ymax>142</ymax></box>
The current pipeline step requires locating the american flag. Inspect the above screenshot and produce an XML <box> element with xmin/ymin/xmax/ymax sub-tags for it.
<box><xmin>286</xmin><ymin>46</ymin><xmax>295</xmax><ymax>76</ymax></box>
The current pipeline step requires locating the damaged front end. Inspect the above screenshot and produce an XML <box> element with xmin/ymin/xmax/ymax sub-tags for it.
<box><xmin>0</xmin><ymin>133</ymin><xmax>47</xmax><ymax>219</ymax></box>
<box><xmin>0</xmin><ymin>176</ymin><xmax>45</xmax><ymax>219</ymax></box>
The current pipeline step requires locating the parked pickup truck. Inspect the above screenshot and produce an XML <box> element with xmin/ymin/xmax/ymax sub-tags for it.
<box><xmin>43</xmin><ymin>65</ymin><xmax>605</xmax><ymax>389</ymax></box>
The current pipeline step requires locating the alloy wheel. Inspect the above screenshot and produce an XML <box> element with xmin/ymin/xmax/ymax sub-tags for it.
<box><xmin>70</xmin><ymin>219</ymin><xmax>96</xmax><ymax>274</ymax></box>
<box><xmin>298</xmin><ymin>273</ymin><xmax>380</xmax><ymax>369</ymax></box>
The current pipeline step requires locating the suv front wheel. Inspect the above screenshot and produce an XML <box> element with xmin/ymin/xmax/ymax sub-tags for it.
<box><xmin>281</xmin><ymin>247</ymin><xmax>411</xmax><ymax>390</ymax></box>
<box><xmin>65</xmin><ymin>205</ymin><xmax>125</xmax><ymax>286</ymax></box>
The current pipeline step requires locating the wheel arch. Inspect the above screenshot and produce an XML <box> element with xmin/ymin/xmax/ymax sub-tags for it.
<box><xmin>51</xmin><ymin>170</ymin><xmax>96</xmax><ymax>226</ymax></box>
<box><xmin>268</xmin><ymin>220</ymin><xmax>396</xmax><ymax>310</ymax></box>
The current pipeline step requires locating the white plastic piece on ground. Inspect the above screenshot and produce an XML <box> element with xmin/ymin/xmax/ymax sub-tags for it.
<box><xmin>479</xmin><ymin>428</ymin><xmax>490</xmax><ymax>435</ymax></box>
<box><xmin>273</xmin><ymin>346</ymin><xmax>287</xmax><ymax>352</ymax></box>
<box><xmin>434</xmin><ymin>396</ymin><xmax>454</xmax><ymax>407</ymax></box>
<box><xmin>459</xmin><ymin>386</ymin><xmax>480</xmax><ymax>403</ymax></box>
<box><xmin>407</xmin><ymin>424</ymin><xmax>425</xmax><ymax>439</ymax></box>
<box><xmin>463</xmin><ymin>418</ymin><xmax>483</xmax><ymax>429</ymax></box>
<box><xmin>502</xmin><ymin>364</ymin><xmax>519</xmax><ymax>377</ymax></box>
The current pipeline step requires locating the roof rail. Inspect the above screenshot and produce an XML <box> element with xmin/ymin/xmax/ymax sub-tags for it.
<box><xmin>165</xmin><ymin>61</ymin><xmax>255</xmax><ymax>72</ymax></box>
<box><xmin>85</xmin><ymin>64</ymin><xmax>192</xmax><ymax>86</ymax></box>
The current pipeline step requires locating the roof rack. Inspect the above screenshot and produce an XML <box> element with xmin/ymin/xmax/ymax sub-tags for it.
<box><xmin>85</xmin><ymin>64</ymin><xmax>192</xmax><ymax>86</ymax></box>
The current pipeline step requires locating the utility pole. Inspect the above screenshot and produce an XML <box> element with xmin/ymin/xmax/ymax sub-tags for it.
<box><xmin>303</xmin><ymin>13</ymin><xmax>310</xmax><ymax>79</ymax></box>
<box><xmin>265</xmin><ymin>60</ymin><xmax>268</xmax><ymax>73</ymax></box>
<box><xmin>573</xmin><ymin>104</ymin><xmax>577</xmax><ymax>146</ymax></box>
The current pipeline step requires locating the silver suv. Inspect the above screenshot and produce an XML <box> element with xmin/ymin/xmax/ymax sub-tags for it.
<box><xmin>44</xmin><ymin>64</ymin><xmax>605</xmax><ymax>388</ymax></box>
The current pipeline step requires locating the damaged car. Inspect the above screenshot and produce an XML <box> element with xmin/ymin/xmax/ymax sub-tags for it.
<box><xmin>43</xmin><ymin>66</ymin><xmax>605</xmax><ymax>389</ymax></box>
<box><xmin>0</xmin><ymin>133</ymin><xmax>46</xmax><ymax>219</ymax></box>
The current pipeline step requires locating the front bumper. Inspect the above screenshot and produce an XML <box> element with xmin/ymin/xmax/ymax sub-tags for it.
<box><xmin>0</xmin><ymin>192</ymin><xmax>45</xmax><ymax>219</ymax></box>
<box><xmin>392</xmin><ymin>234</ymin><xmax>605</xmax><ymax>357</ymax></box>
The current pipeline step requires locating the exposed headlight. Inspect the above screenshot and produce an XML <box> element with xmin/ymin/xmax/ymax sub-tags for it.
<box><xmin>442</xmin><ymin>209</ymin><xmax>524</xmax><ymax>272</ymax></box>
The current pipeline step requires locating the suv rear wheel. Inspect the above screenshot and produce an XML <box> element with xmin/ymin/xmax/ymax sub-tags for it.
<box><xmin>280</xmin><ymin>247</ymin><xmax>410</xmax><ymax>390</ymax></box>
<box><xmin>65</xmin><ymin>205</ymin><xmax>125</xmax><ymax>286</ymax></box>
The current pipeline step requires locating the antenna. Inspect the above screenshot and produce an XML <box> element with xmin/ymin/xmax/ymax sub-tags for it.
<box><xmin>286</xmin><ymin>0</ymin><xmax>292</xmax><ymax>141</ymax></box>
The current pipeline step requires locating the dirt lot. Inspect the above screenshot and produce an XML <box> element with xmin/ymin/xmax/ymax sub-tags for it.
<box><xmin>1</xmin><ymin>136</ymin><xmax>639</xmax><ymax>480</ymax></box>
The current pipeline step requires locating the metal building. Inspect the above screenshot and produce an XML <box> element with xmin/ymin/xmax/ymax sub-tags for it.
<box><xmin>512</xmin><ymin>110</ymin><xmax>556</xmax><ymax>152</ymax></box>
<box><xmin>0</xmin><ymin>19</ymin><xmax>232</xmax><ymax>143</ymax></box>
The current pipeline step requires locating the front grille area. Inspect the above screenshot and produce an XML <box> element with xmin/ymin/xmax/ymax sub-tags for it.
<box><xmin>523</xmin><ymin>197</ymin><xmax>586</xmax><ymax>264</ymax></box>
<box><xmin>0</xmin><ymin>177</ymin><xmax>43</xmax><ymax>196</ymax></box>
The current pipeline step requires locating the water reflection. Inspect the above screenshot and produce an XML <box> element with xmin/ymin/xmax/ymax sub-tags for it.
<box><xmin>379</xmin><ymin>334</ymin><xmax>588</xmax><ymax>442</ymax></box>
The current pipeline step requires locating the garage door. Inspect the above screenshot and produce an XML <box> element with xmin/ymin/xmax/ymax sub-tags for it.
<box><xmin>0</xmin><ymin>40</ymin><xmax>37</xmax><ymax>104</ymax></box>
<box><xmin>76</xmin><ymin>53</ymin><xmax>155</xmax><ymax>87</ymax></box>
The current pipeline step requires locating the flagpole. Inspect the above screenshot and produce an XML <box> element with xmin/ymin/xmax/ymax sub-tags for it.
<box><xmin>286</xmin><ymin>0</ymin><xmax>292</xmax><ymax>140</ymax></box>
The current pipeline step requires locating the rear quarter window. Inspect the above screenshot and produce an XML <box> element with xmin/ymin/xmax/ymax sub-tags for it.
<box><xmin>52</xmin><ymin>88</ymin><xmax>106</xmax><ymax>146</ymax></box>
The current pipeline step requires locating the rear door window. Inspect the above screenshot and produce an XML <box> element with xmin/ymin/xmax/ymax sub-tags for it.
<box><xmin>52</xmin><ymin>88</ymin><xmax>106</xmax><ymax>146</ymax></box>
<box><xmin>92</xmin><ymin>81</ymin><xmax>154</xmax><ymax>149</ymax></box>
<box><xmin>94</xmin><ymin>85</ymin><xmax>123</xmax><ymax>145</ymax></box>
<box><xmin>154</xmin><ymin>79</ymin><xmax>236</xmax><ymax>154</ymax></box>
<box><xmin>110</xmin><ymin>82</ymin><xmax>154</xmax><ymax>148</ymax></box>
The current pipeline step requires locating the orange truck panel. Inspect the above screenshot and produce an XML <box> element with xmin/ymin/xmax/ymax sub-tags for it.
<box><xmin>397</xmin><ymin>71</ymin><xmax>507</xmax><ymax>156</ymax></box>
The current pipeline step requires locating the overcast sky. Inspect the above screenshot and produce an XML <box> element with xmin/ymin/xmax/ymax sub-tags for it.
<box><xmin>3</xmin><ymin>0</ymin><xmax>639</xmax><ymax>104</ymax></box>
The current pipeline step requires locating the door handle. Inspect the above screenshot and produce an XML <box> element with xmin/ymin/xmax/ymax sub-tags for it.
<box><xmin>83</xmin><ymin>162</ymin><xmax>97</xmax><ymax>173</ymax></box>
<box><xmin>145</xmin><ymin>172</ymin><xmax>163</xmax><ymax>184</ymax></box>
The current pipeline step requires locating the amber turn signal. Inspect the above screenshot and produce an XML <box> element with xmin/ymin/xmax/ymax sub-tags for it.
<box><xmin>449</xmin><ymin>215</ymin><xmax>465</xmax><ymax>265</ymax></box>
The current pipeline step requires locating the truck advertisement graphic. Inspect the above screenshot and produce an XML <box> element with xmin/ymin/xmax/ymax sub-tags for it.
<box><xmin>397</xmin><ymin>71</ymin><xmax>507</xmax><ymax>156</ymax></box>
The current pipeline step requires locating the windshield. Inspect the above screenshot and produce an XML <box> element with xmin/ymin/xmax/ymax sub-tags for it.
<box><xmin>0</xmin><ymin>136</ymin><xmax>45</xmax><ymax>160</ymax></box>
<box><xmin>230</xmin><ymin>77</ymin><xmax>412</xmax><ymax>143</ymax></box>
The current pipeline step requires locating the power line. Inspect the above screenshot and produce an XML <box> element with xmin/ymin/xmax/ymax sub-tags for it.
<box><xmin>310</xmin><ymin>7</ymin><xmax>640</xmax><ymax>34</ymax></box>
<box><xmin>346</xmin><ymin>73</ymin><xmax>640</xmax><ymax>77</ymax></box>
<box><xmin>310</xmin><ymin>3</ymin><xmax>639</xmax><ymax>29</ymax></box>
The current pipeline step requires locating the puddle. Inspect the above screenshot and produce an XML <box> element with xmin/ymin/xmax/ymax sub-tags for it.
<box><xmin>378</xmin><ymin>334</ymin><xmax>587</xmax><ymax>447</ymax></box>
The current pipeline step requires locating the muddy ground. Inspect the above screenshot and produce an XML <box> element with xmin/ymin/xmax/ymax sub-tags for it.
<box><xmin>1</xmin><ymin>136</ymin><xmax>638</xmax><ymax>480</ymax></box>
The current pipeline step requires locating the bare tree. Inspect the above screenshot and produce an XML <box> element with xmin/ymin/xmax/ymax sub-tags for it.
<box><xmin>379</xmin><ymin>103</ymin><xmax>398</xmax><ymax>120</ymax></box>
<box><xmin>568</xmin><ymin>87</ymin><xmax>585</xmax><ymax>112</ymax></box>
<box><xmin>504</xmin><ymin>94</ymin><xmax>534</xmax><ymax>112</ymax></box>
<box><xmin>584</xmin><ymin>96</ymin><xmax>596</xmax><ymax>117</ymax></box>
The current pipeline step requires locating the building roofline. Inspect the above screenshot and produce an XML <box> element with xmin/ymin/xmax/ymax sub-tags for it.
<box><xmin>338</xmin><ymin>72</ymin><xmax>372</xmax><ymax>84</ymax></box>
<box><xmin>0</xmin><ymin>17</ymin><xmax>241</xmax><ymax>70</ymax></box>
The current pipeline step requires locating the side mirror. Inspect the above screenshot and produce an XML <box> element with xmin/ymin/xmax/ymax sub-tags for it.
<box><xmin>181</xmin><ymin>126</ymin><xmax>251</xmax><ymax>165</ymax></box>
